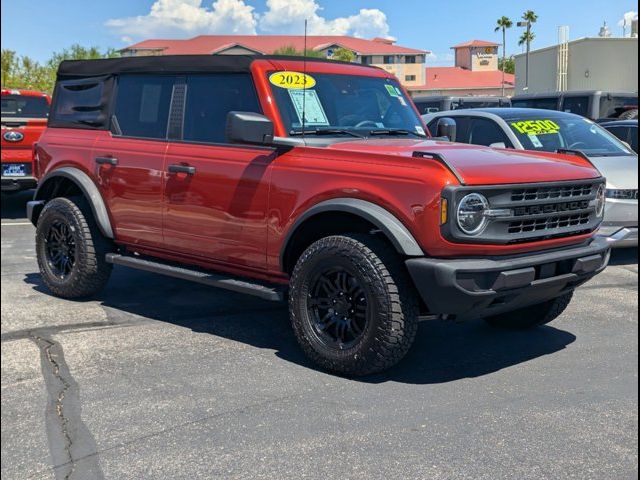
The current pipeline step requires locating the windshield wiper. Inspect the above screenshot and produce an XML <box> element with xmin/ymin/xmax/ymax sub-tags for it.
<box><xmin>290</xmin><ymin>129</ymin><xmax>364</xmax><ymax>138</ymax></box>
<box><xmin>368</xmin><ymin>128</ymin><xmax>425</xmax><ymax>138</ymax></box>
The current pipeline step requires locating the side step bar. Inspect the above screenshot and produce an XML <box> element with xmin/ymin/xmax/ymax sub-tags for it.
<box><xmin>105</xmin><ymin>253</ymin><xmax>284</xmax><ymax>302</ymax></box>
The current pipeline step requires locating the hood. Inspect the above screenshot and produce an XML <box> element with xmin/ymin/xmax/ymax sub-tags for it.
<box><xmin>587</xmin><ymin>155</ymin><xmax>638</xmax><ymax>190</ymax></box>
<box><xmin>326</xmin><ymin>139</ymin><xmax>601</xmax><ymax>186</ymax></box>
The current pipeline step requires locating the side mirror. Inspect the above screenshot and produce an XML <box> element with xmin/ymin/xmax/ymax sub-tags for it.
<box><xmin>226</xmin><ymin>112</ymin><xmax>274</xmax><ymax>145</ymax></box>
<box><xmin>436</xmin><ymin>118</ymin><xmax>457</xmax><ymax>142</ymax></box>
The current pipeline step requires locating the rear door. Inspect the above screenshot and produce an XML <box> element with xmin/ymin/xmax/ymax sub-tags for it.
<box><xmin>93</xmin><ymin>74</ymin><xmax>175</xmax><ymax>248</ymax></box>
<box><xmin>162</xmin><ymin>73</ymin><xmax>272</xmax><ymax>269</ymax></box>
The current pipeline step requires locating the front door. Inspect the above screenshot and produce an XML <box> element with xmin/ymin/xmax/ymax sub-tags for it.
<box><xmin>161</xmin><ymin>73</ymin><xmax>272</xmax><ymax>269</ymax></box>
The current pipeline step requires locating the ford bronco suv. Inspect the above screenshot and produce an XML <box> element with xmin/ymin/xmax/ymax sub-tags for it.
<box><xmin>1</xmin><ymin>88</ymin><xmax>51</xmax><ymax>192</ymax></box>
<box><xmin>28</xmin><ymin>56</ymin><xmax>611</xmax><ymax>375</ymax></box>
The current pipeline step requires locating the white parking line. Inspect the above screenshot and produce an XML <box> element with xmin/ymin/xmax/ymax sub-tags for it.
<box><xmin>1</xmin><ymin>222</ymin><xmax>33</xmax><ymax>226</ymax></box>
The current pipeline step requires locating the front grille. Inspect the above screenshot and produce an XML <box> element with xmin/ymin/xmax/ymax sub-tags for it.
<box><xmin>606</xmin><ymin>189</ymin><xmax>638</xmax><ymax>200</ymax></box>
<box><xmin>444</xmin><ymin>179</ymin><xmax>604</xmax><ymax>244</ymax></box>
<box><xmin>508</xmin><ymin>212</ymin><xmax>591</xmax><ymax>234</ymax></box>
<box><xmin>512</xmin><ymin>184</ymin><xmax>594</xmax><ymax>202</ymax></box>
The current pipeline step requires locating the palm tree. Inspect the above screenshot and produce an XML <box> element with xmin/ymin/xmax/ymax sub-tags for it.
<box><xmin>519</xmin><ymin>10</ymin><xmax>538</xmax><ymax>90</ymax></box>
<box><xmin>495</xmin><ymin>16</ymin><xmax>513</xmax><ymax>96</ymax></box>
<box><xmin>518</xmin><ymin>31</ymin><xmax>536</xmax><ymax>47</ymax></box>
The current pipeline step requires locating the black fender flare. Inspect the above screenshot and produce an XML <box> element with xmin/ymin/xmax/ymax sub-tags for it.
<box><xmin>281</xmin><ymin>198</ymin><xmax>424</xmax><ymax>269</ymax></box>
<box><xmin>33</xmin><ymin>167</ymin><xmax>114</xmax><ymax>239</ymax></box>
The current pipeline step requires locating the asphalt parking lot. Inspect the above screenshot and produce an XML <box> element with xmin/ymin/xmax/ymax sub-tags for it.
<box><xmin>1</xmin><ymin>190</ymin><xmax>638</xmax><ymax>480</ymax></box>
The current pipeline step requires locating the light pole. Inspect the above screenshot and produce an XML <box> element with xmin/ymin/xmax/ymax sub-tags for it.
<box><xmin>518</xmin><ymin>20</ymin><xmax>531</xmax><ymax>91</ymax></box>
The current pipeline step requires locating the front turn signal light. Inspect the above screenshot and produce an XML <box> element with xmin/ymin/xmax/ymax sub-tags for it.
<box><xmin>440</xmin><ymin>198</ymin><xmax>448</xmax><ymax>225</ymax></box>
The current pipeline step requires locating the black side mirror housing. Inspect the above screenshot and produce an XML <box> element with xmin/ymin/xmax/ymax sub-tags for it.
<box><xmin>436</xmin><ymin>117</ymin><xmax>457</xmax><ymax>142</ymax></box>
<box><xmin>226</xmin><ymin>112</ymin><xmax>274</xmax><ymax>145</ymax></box>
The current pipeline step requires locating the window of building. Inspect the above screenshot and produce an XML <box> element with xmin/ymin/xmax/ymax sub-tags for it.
<box><xmin>183</xmin><ymin>74</ymin><xmax>261</xmax><ymax>144</ymax></box>
<box><xmin>361</xmin><ymin>56</ymin><xmax>373</xmax><ymax>65</ymax></box>
<box><xmin>114</xmin><ymin>75</ymin><xmax>175</xmax><ymax>139</ymax></box>
<box><xmin>405</xmin><ymin>56</ymin><xmax>417</xmax><ymax>64</ymax></box>
<box><xmin>383</xmin><ymin>56</ymin><xmax>395</xmax><ymax>64</ymax></box>
<box><xmin>405</xmin><ymin>75</ymin><xmax>417</xmax><ymax>82</ymax></box>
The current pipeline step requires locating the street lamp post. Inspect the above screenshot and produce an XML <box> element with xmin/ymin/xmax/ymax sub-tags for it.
<box><xmin>518</xmin><ymin>20</ymin><xmax>531</xmax><ymax>91</ymax></box>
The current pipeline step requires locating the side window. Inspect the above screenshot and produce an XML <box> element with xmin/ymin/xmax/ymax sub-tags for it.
<box><xmin>114</xmin><ymin>75</ymin><xmax>175</xmax><ymax>139</ymax></box>
<box><xmin>604</xmin><ymin>126</ymin><xmax>627</xmax><ymax>143</ymax></box>
<box><xmin>468</xmin><ymin>118</ymin><xmax>512</xmax><ymax>147</ymax></box>
<box><xmin>183</xmin><ymin>74</ymin><xmax>261</xmax><ymax>144</ymax></box>
<box><xmin>50</xmin><ymin>76</ymin><xmax>112</xmax><ymax>129</ymax></box>
<box><xmin>562</xmin><ymin>96</ymin><xmax>590</xmax><ymax>117</ymax></box>
<box><xmin>429</xmin><ymin>117</ymin><xmax>472</xmax><ymax>143</ymax></box>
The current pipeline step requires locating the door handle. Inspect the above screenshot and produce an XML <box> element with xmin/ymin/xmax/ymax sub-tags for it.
<box><xmin>168</xmin><ymin>164</ymin><xmax>196</xmax><ymax>175</ymax></box>
<box><xmin>95</xmin><ymin>156</ymin><xmax>118</xmax><ymax>166</ymax></box>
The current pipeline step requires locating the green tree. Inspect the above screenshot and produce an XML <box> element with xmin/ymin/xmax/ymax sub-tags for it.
<box><xmin>331</xmin><ymin>47</ymin><xmax>356</xmax><ymax>62</ymax></box>
<box><xmin>1</xmin><ymin>49</ymin><xmax>18</xmax><ymax>86</ymax></box>
<box><xmin>272</xmin><ymin>45</ymin><xmax>324</xmax><ymax>58</ymax></box>
<box><xmin>498</xmin><ymin>57</ymin><xmax>515</xmax><ymax>74</ymax></box>
<box><xmin>518</xmin><ymin>31</ymin><xmax>536</xmax><ymax>47</ymax></box>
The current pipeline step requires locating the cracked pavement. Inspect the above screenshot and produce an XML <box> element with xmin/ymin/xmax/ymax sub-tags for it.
<box><xmin>1</xmin><ymin>190</ymin><xmax>638</xmax><ymax>479</ymax></box>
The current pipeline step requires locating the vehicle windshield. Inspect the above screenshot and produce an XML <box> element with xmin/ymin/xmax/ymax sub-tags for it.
<box><xmin>505</xmin><ymin>114</ymin><xmax>635</xmax><ymax>157</ymax></box>
<box><xmin>268</xmin><ymin>72</ymin><xmax>427</xmax><ymax>138</ymax></box>
<box><xmin>1</xmin><ymin>94</ymin><xmax>49</xmax><ymax>119</ymax></box>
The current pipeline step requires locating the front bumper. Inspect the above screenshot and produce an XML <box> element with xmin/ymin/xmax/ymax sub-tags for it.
<box><xmin>406</xmin><ymin>237</ymin><xmax>611</xmax><ymax>320</ymax></box>
<box><xmin>1</xmin><ymin>176</ymin><xmax>37</xmax><ymax>192</ymax></box>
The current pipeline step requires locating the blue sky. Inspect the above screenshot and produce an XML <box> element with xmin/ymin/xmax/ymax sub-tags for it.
<box><xmin>2</xmin><ymin>0</ymin><xmax>637</xmax><ymax>66</ymax></box>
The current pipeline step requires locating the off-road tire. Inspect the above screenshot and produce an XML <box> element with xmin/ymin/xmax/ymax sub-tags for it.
<box><xmin>289</xmin><ymin>234</ymin><xmax>419</xmax><ymax>376</ymax></box>
<box><xmin>36</xmin><ymin>196</ymin><xmax>113</xmax><ymax>298</ymax></box>
<box><xmin>618</xmin><ymin>109</ymin><xmax>638</xmax><ymax>120</ymax></box>
<box><xmin>484</xmin><ymin>292</ymin><xmax>574</xmax><ymax>330</ymax></box>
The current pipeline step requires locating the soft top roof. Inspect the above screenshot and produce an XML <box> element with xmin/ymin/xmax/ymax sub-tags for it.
<box><xmin>57</xmin><ymin>54</ymin><xmax>373</xmax><ymax>78</ymax></box>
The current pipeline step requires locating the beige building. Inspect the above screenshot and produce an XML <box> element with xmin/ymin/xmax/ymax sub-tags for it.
<box><xmin>120</xmin><ymin>35</ymin><xmax>429</xmax><ymax>88</ymax></box>
<box><xmin>514</xmin><ymin>37</ymin><xmax>638</xmax><ymax>94</ymax></box>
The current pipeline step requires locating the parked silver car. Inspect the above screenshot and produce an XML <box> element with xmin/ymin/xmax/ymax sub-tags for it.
<box><xmin>424</xmin><ymin>108</ymin><xmax>638</xmax><ymax>247</ymax></box>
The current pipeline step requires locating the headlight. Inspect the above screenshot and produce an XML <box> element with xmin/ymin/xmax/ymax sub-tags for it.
<box><xmin>457</xmin><ymin>193</ymin><xmax>490</xmax><ymax>235</ymax></box>
<box><xmin>596</xmin><ymin>184</ymin><xmax>606</xmax><ymax>217</ymax></box>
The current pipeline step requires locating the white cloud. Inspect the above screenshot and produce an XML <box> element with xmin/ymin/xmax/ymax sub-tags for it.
<box><xmin>106</xmin><ymin>0</ymin><xmax>257</xmax><ymax>38</ymax></box>
<box><xmin>618</xmin><ymin>10</ymin><xmax>638</xmax><ymax>33</ymax></box>
<box><xmin>259</xmin><ymin>0</ymin><xmax>390</xmax><ymax>37</ymax></box>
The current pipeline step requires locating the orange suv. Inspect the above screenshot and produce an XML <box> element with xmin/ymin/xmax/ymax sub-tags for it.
<box><xmin>28</xmin><ymin>56</ymin><xmax>610</xmax><ymax>375</ymax></box>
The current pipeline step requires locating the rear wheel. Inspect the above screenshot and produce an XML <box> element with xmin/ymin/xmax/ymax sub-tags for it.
<box><xmin>289</xmin><ymin>234</ymin><xmax>419</xmax><ymax>376</ymax></box>
<box><xmin>36</xmin><ymin>196</ymin><xmax>113</xmax><ymax>298</ymax></box>
<box><xmin>484</xmin><ymin>292</ymin><xmax>574</xmax><ymax>330</ymax></box>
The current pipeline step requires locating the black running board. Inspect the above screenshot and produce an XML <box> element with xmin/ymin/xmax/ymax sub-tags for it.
<box><xmin>105</xmin><ymin>253</ymin><xmax>284</xmax><ymax>302</ymax></box>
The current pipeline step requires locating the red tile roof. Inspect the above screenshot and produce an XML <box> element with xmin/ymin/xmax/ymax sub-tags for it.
<box><xmin>408</xmin><ymin>67</ymin><xmax>515</xmax><ymax>91</ymax></box>
<box><xmin>123</xmin><ymin>35</ymin><xmax>428</xmax><ymax>56</ymax></box>
<box><xmin>451</xmin><ymin>40</ymin><xmax>499</xmax><ymax>49</ymax></box>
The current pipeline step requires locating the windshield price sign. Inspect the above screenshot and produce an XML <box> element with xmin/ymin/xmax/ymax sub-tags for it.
<box><xmin>511</xmin><ymin>119</ymin><xmax>561</xmax><ymax>135</ymax></box>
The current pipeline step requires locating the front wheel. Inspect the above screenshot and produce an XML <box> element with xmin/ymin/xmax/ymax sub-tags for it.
<box><xmin>36</xmin><ymin>196</ymin><xmax>113</xmax><ymax>298</ymax></box>
<box><xmin>484</xmin><ymin>292</ymin><xmax>574</xmax><ymax>330</ymax></box>
<box><xmin>289</xmin><ymin>234</ymin><xmax>419</xmax><ymax>376</ymax></box>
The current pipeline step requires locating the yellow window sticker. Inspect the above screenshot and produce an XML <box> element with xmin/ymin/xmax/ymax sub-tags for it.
<box><xmin>511</xmin><ymin>119</ymin><xmax>561</xmax><ymax>135</ymax></box>
<box><xmin>269</xmin><ymin>71</ymin><xmax>316</xmax><ymax>89</ymax></box>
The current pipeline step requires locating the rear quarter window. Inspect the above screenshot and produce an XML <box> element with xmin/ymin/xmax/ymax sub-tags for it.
<box><xmin>49</xmin><ymin>76</ymin><xmax>113</xmax><ymax>129</ymax></box>
<box><xmin>1</xmin><ymin>95</ymin><xmax>49</xmax><ymax>119</ymax></box>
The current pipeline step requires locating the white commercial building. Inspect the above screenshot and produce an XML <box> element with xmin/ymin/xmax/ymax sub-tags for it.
<box><xmin>514</xmin><ymin>37</ymin><xmax>638</xmax><ymax>95</ymax></box>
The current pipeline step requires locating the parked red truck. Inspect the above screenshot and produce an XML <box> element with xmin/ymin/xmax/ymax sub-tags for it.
<box><xmin>28</xmin><ymin>56</ymin><xmax>610</xmax><ymax>375</ymax></box>
<box><xmin>1</xmin><ymin>88</ymin><xmax>50</xmax><ymax>192</ymax></box>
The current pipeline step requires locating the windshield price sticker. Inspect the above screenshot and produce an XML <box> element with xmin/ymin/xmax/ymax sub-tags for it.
<box><xmin>511</xmin><ymin>119</ymin><xmax>561</xmax><ymax>135</ymax></box>
<box><xmin>269</xmin><ymin>71</ymin><xmax>317</xmax><ymax>89</ymax></box>
<box><xmin>288</xmin><ymin>89</ymin><xmax>330</xmax><ymax>126</ymax></box>
<box><xmin>385</xmin><ymin>84</ymin><xmax>401</xmax><ymax>97</ymax></box>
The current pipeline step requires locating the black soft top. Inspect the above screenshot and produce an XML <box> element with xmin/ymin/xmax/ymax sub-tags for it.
<box><xmin>57</xmin><ymin>54</ymin><xmax>371</xmax><ymax>78</ymax></box>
